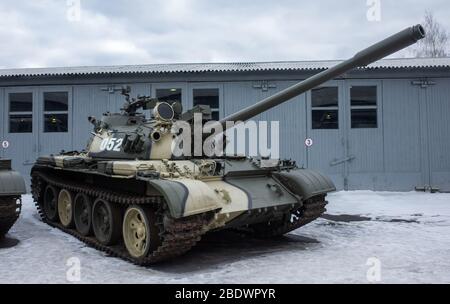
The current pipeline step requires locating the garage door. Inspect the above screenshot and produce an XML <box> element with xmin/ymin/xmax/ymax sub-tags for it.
<box><xmin>2</xmin><ymin>86</ymin><xmax>72</xmax><ymax>188</ymax></box>
<box><xmin>426</xmin><ymin>78</ymin><xmax>450</xmax><ymax>192</ymax></box>
<box><xmin>306</xmin><ymin>80</ymin><xmax>384</xmax><ymax>190</ymax></box>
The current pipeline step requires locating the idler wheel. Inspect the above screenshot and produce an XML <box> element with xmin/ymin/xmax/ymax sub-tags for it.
<box><xmin>43</xmin><ymin>185</ymin><xmax>59</xmax><ymax>222</ymax></box>
<box><xmin>92</xmin><ymin>199</ymin><xmax>121</xmax><ymax>245</ymax></box>
<box><xmin>122</xmin><ymin>206</ymin><xmax>161</xmax><ymax>259</ymax></box>
<box><xmin>73</xmin><ymin>193</ymin><xmax>93</xmax><ymax>236</ymax></box>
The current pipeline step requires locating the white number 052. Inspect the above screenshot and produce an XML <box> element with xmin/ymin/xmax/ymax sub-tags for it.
<box><xmin>100</xmin><ymin>138</ymin><xmax>123</xmax><ymax>152</ymax></box>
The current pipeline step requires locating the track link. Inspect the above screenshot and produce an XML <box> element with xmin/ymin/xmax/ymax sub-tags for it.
<box><xmin>31</xmin><ymin>171</ymin><xmax>210</xmax><ymax>265</ymax></box>
<box><xmin>0</xmin><ymin>196</ymin><xmax>22</xmax><ymax>238</ymax></box>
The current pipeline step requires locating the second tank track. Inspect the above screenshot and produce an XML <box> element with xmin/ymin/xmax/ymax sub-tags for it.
<box><xmin>31</xmin><ymin>171</ymin><xmax>211</xmax><ymax>265</ymax></box>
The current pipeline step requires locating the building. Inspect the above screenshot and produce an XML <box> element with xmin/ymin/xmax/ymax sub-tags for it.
<box><xmin>1</xmin><ymin>57</ymin><xmax>449</xmax><ymax>192</ymax></box>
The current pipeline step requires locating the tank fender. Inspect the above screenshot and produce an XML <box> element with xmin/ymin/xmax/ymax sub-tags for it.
<box><xmin>0</xmin><ymin>170</ymin><xmax>27</xmax><ymax>196</ymax></box>
<box><xmin>273</xmin><ymin>169</ymin><xmax>336</xmax><ymax>200</ymax></box>
<box><xmin>147</xmin><ymin>179</ymin><xmax>221</xmax><ymax>218</ymax></box>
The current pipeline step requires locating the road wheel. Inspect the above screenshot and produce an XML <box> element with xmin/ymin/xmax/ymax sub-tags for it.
<box><xmin>92</xmin><ymin>199</ymin><xmax>121</xmax><ymax>245</ymax></box>
<box><xmin>123</xmin><ymin>206</ymin><xmax>161</xmax><ymax>259</ymax></box>
<box><xmin>43</xmin><ymin>185</ymin><xmax>59</xmax><ymax>222</ymax></box>
<box><xmin>58</xmin><ymin>189</ymin><xmax>74</xmax><ymax>228</ymax></box>
<box><xmin>74</xmin><ymin>193</ymin><xmax>92</xmax><ymax>236</ymax></box>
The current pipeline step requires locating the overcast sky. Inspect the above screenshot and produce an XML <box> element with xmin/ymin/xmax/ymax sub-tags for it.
<box><xmin>0</xmin><ymin>0</ymin><xmax>448</xmax><ymax>69</ymax></box>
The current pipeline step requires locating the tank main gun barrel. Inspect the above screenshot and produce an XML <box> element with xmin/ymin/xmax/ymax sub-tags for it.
<box><xmin>219</xmin><ymin>24</ymin><xmax>425</xmax><ymax>129</ymax></box>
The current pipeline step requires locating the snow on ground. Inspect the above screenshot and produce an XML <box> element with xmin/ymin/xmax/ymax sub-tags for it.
<box><xmin>1</xmin><ymin>191</ymin><xmax>449</xmax><ymax>284</ymax></box>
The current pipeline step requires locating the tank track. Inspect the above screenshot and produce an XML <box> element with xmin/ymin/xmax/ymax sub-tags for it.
<box><xmin>245</xmin><ymin>195</ymin><xmax>328</xmax><ymax>238</ymax></box>
<box><xmin>31</xmin><ymin>171</ymin><xmax>211</xmax><ymax>265</ymax></box>
<box><xmin>0</xmin><ymin>196</ymin><xmax>22</xmax><ymax>239</ymax></box>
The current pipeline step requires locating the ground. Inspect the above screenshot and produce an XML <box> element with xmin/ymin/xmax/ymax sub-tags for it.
<box><xmin>1</xmin><ymin>191</ymin><xmax>449</xmax><ymax>284</ymax></box>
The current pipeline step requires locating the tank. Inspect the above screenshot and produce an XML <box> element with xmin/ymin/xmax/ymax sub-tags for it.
<box><xmin>31</xmin><ymin>25</ymin><xmax>425</xmax><ymax>264</ymax></box>
<box><xmin>0</xmin><ymin>159</ymin><xmax>26</xmax><ymax>239</ymax></box>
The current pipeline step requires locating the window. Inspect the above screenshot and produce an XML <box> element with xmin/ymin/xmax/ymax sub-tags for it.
<box><xmin>44</xmin><ymin>92</ymin><xmax>68</xmax><ymax>133</ymax></box>
<box><xmin>350</xmin><ymin>86</ymin><xmax>377</xmax><ymax>128</ymax></box>
<box><xmin>9</xmin><ymin>93</ymin><xmax>33</xmax><ymax>133</ymax></box>
<box><xmin>156</xmin><ymin>88</ymin><xmax>182</xmax><ymax>104</ymax></box>
<box><xmin>193</xmin><ymin>88</ymin><xmax>220</xmax><ymax>121</ymax></box>
<box><xmin>311</xmin><ymin>87</ymin><xmax>339</xmax><ymax>129</ymax></box>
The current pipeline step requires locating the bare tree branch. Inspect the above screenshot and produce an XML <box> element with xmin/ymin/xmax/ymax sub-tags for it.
<box><xmin>414</xmin><ymin>11</ymin><xmax>448</xmax><ymax>57</ymax></box>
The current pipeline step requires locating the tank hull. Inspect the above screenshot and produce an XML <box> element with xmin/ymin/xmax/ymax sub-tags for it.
<box><xmin>31</xmin><ymin>156</ymin><xmax>334</xmax><ymax>264</ymax></box>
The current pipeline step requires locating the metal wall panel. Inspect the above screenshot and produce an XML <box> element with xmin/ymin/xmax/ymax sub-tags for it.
<box><xmin>2</xmin><ymin>87</ymin><xmax>39</xmax><ymax>188</ymax></box>
<box><xmin>382</xmin><ymin>79</ymin><xmax>423</xmax><ymax>191</ymax></box>
<box><xmin>427</xmin><ymin>78</ymin><xmax>450</xmax><ymax>191</ymax></box>
<box><xmin>37</xmin><ymin>86</ymin><xmax>73</xmax><ymax>157</ymax></box>
<box><xmin>223</xmin><ymin>81</ymin><xmax>307</xmax><ymax>164</ymax></box>
<box><xmin>1</xmin><ymin>72</ymin><xmax>449</xmax><ymax>192</ymax></box>
<box><xmin>306</xmin><ymin>80</ymin><xmax>345</xmax><ymax>190</ymax></box>
<box><xmin>345</xmin><ymin>80</ymin><xmax>384</xmax><ymax>190</ymax></box>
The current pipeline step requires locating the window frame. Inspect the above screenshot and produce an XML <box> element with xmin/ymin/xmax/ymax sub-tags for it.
<box><xmin>192</xmin><ymin>88</ymin><xmax>221</xmax><ymax>121</ymax></box>
<box><xmin>8</xmin><ymin>92</ymin><xmax>34</xmax><ymax>134</ymax></box>
<box><xmin>188</xmin><ymin>84</ymin><xmax>223</xmax><ymax>121</ymax></box>
<box><xmin>42</xmin><ymin>91</ymin><xmax>69</xmax><ymax>133</ymax></box>
<box><xmin>152</xmin><ymin>83</ymin><xmax>188</xmax><ymax>108</ymax></box>
<box><xmin>311</xmin><ymin>86</ymin><xmax>340</xmax><ymax>130</ymax></box>
<box><xmin>349</xmin><ymin>85</ymin><xmax>379</xmax><ymax>129</ymax></box>
<box><xmin>155</xmin><ymin>88</ymin><xmax>183</xmax><ymax>104</ymax></box>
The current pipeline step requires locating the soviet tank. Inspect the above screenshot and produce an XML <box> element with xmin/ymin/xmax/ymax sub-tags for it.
<box><xmin>31</xmin><ymin>25</ymin><xmax>425</xmax><ymax>264</ymax></box>
<box><xmin>0</xmin><ymin>159</ymin><xmax>26</xmax><ymax>239</ymax></box>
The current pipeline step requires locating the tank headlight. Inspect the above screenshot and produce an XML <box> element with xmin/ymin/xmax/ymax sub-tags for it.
<box><xmin>153</xmin><ymin>102</ymin><xmax>175</xmax><ymax>122</ymax></box>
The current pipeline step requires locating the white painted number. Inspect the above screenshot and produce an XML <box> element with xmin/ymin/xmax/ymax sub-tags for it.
<box><xmin>1</xmin><ymin>140</ymin><xmax>9</xmax><ymax>149</ymax></box>
<box><xmin>100</xmin><ymin>138</ymin><xmax>123</xmax><ymax>152</ymax></box>
<box><xmin>305</xmin><ymin>138</ymin><xmax>313</xmax><ymax>147</ymax></box>
<box><xmin>107</xmin><ymin>138</ymin><xmax>115</xmax><ymax>151</ymax></box>
<box><xmin>113</xmin><ymin>139</ymin><xmax>123</xmax><ymax>151</ymax></box>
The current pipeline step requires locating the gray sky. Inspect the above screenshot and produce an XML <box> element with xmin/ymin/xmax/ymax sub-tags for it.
<box><xmin>0</xmin><ymin>0</ymin><xmax>448</xmax><ymax>68</ymax></box>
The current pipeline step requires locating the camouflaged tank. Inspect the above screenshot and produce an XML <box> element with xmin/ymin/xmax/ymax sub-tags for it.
<box><xmin>0</xmin><ymin>159</ymin><xmax>26</xmax><ymax>239</ymax></box>
<box><xmin>31</xmin><ymin>25</ymin><xmax>425</xmax><ymax>264</ymax></box>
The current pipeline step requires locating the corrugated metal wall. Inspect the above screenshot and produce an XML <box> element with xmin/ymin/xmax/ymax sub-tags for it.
<box><xmin>1</xmin><ymin>75</ymin><xmax>449</xmax><ymax>192</ymax></box>
<box><xmin>427</xmin><ymin>78</ymin><xmax>450</xmax><ymax>191</ymax></box>
<box><xmin>223</xmin><ymin>81</ymin><xmax>307</xmax><ymax>164</ymax></box>
<box><xmin>382</xmin><ymin>79</ymin><xmax>423</xmax><ymax>190</ymax></box>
